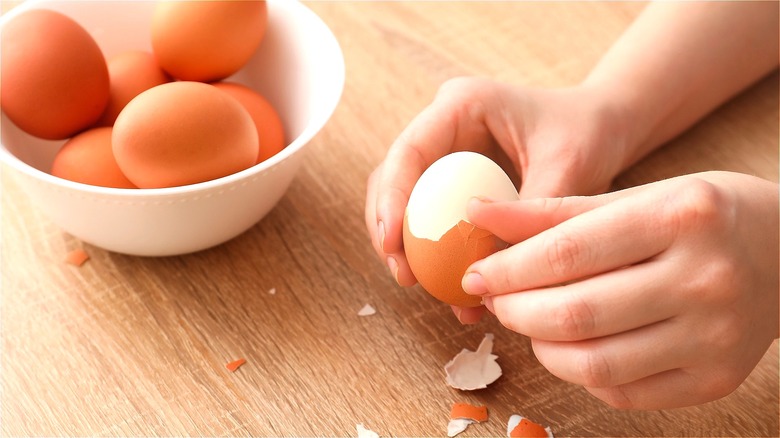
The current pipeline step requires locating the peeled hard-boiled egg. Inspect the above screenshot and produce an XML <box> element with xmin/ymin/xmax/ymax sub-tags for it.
<box><xmin>112</xmin><ymin>81</ymin><xmax>258</xmax><ymax>189</ymax></box>
<box><xmin>403</xmin><ymin>152</ymin><xmax>519</xmax><ymax>307</ymax></box>
<box><xmin>0</xmin><ymin>9</ymin><xmax>109</xmax><ymax>140</ymax></box>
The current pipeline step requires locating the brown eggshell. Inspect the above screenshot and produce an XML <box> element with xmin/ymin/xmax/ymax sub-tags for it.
<box><xmin>151</xmin><ymin>0</ymin><xmax>267</xmax><ymax>82</ymax></box>
<box><xmin>404</xmin><ymin>217</ymin><xmax>507</xmax><ymax>308</ymax></box>
<box><xmin>0</xmin><ymin>9</ymin><xmax>109</xmax><ymax>139</ymax></box>
<box><xmin>50</xmin><ymin>127</ymin><xmax>136</xmax><ymax>189</ymax></box>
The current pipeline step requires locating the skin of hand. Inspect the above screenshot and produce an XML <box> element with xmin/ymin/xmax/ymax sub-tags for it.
<box><xmin>365</xmin><ymin>79</ymin><xmax>633</xmax><ymax>323</ymax></box>
<box><xmin>366</xmin><ymin>2</ymin><xmax>778</xmax><ymax>326</ymax></box>
<box><xmin>461</xmin><ymin>171</ymin><xmax>780</xmax><ymax>409</ymax></box>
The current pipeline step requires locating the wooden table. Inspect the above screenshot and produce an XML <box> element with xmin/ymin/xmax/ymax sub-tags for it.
<box><xmin>2</xmin><ymin>2</ymin><xmax>778</xmax><ymax>436</ymax></box>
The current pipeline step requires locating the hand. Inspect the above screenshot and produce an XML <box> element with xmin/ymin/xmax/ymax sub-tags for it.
<box><xmin>365</xmin><ymin>78</ymin><xmax>630</xmax><ymax>323</ymax></box>
<box><xmin>461</xmin><ymin>171</ymin><xmax>779</xmax><ymax>409</ymax></box>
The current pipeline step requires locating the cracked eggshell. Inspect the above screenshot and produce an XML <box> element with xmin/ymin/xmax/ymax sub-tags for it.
<box><xmin>403</xmin><ymin>152</ymin><xmax>518</xmax><ymax>307</ymax></box>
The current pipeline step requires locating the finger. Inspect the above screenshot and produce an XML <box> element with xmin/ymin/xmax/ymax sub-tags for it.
<box><xmin>465</xmin><ymin>186</ymin><xmax>677</xmax><ymax>295</ymax></box>
<box><xmin>466</xmin><ymin>186</ymin><xmax>648</xmax><ymax>244</ymax></box>
<box><xmin>365</xmin><ymin>164</ymin><xmax>384</xmax><ymax>257</ymax></box>
<box><xmin>386</xmin><ymin>252</ymin><xmax>418</xmax><ymax>287</ymax></box>
<box><xmin>486</xmin><ymin>260</ymin><xmax>679</xmax><ymax>341</ymax></box>
<box><xmin>530</xmin><ymin>318</ymin><xmax>696</xmax><ymax>389</ymax></box>
<box><xmin>366</xmin><ymin>165</ymin><xmax>419</xmax><ymax>287</ymax></box>
<box><xmin>451</xmin><ymin>305</ymin><xmax>486</xmax><ymax>325</ymax></box>
<box><xmin>585</xmin><ymin>369</ymin><xmax>719</xmax><ymax>410</ymax></box>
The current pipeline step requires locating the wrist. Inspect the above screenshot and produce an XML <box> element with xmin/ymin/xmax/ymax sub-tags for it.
<box><xmin>570</xmin><ymin>83</ymin><xmax>640</xmax><ymax>177</ymax></box>
<box><xmin>576</xmin><ymin>78</ymin><xmax>659</xmax><ymax>173</ymax></box>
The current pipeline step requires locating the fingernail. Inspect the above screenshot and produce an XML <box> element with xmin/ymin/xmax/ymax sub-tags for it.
<box><xmin>378</xmin><ymin>221</ymin><xmax>386</xmax><ymax>252</ymax></box>
<box><xmin>386</xmin><ymin>256</ymin><xmax>399</xmax><ymax>284</ymax></box>
<box><xmin>482</xmin><ymin>296</ymin><xmax>495</xmax><ymax>314</ymax></box>
<box><xmin>462</xmin><ymin>270</ymin><xmax>488</xmax><ymax>295</ymax></box>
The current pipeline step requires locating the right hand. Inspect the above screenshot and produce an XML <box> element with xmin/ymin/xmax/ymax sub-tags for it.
<box><xmin>364</xmin><ymin>77</ymin><xmax>631</xmax><ymax>323</ymax></box>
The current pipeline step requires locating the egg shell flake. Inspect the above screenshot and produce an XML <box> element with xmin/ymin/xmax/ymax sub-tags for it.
<box><xmin>406</xmin><ymin>151</ymin><xmax>518</xmax><ymax>241</ymax></box>
<box><xmin>507</xmin><ymin>415</ymin><xmax>554</xmax><ymax>438</ymax></box>
<box><xmin>450</xmin><ymin>402</ymin><xmax>488</xmax><ymax>422</ymax></box>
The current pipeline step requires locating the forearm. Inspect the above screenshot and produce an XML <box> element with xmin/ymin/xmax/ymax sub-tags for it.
<box><xmin>583</xmin><ymin>1</ymin><xmax>779</xmax><ymax>170</ymax></box>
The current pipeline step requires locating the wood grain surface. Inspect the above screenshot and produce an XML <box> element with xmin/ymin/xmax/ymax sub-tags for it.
<box><xmin>2</xmin><ymin>2</ymin><xmax>778</xmax><ymax>436</ymax></box>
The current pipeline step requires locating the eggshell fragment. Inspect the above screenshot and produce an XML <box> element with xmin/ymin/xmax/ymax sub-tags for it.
<box><xmin>357</xmin><ymin>304</ymin><xmax>376</xmax><ymax>316</ymax></box>
<box><xmin>444</xmin><ymin>333</ymin><xmax>502</xmax><ymax>390</ymax></box>
<box><xmin>64</xmin><ymin>248</ymin><xmax>90</xmax><ymax>267</ymax></box>
<box><xmin>507</xmin><ymin>415</ymin><xmax>553</xmax><ymax>438</ymax></box>
<box><xmin>447</xmin><ymin>418</ymin><xmax>475</xmax><ymax>437</ymax></box>
<box><xmin>225</xmin><ymin>358</ymin><xmax>246</xmax><ymax>372</ymax></box>
<box><xmin>151</xmin><ymin>0</ymin><xmax>268</xmax><ymax>82</ymax></box>
<box><xmin>50</xmin><ymin>127</ymin><xmax>136</xmax><ymax>189</ymax></box>
<box><xmin>112</xmin><ymin>81</ymin><xmax>259</xmax><ymax>188</ymax></box>
<box><xmin>356</xmin><ymin>424</ymin><xmax>379</xmax><ymax>438</ymax></box>
<box><xmin>403</xmin><ymin>152</ymin><xmax>518</xmax><ymax>307</ymax></box>
<box><xmin>1</xmin><ymin>9</ymin><xmax>109</xmax><ymax>139</ymax></box>
<box><xmin>450</xmin><ymin>403</ymin><xmax>488</xmax><ymax>422</ymax></box>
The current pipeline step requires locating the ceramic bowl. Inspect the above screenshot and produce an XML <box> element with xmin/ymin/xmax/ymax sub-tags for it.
<box><xmin>0</xmin><ymin>0</ymin><xmax>344</xmax><ymax>256</ymax></box>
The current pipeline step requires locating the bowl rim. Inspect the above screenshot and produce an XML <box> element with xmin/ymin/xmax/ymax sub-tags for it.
<box><xmin>0</xmin><ymin>0</ymin><xmax>345</xmax><ymax>198</ymax></box>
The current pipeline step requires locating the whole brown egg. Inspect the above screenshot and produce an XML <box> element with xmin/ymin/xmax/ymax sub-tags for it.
<box><xmin>151</xmin><ymin>0</ymin><xmax>268</xmax><ymax>82</ymax></box>
<box><xmin>112</xmin><ymin>81</ymin><xmax>259</xmax><ymax>189</ymax></box>
<box><xmin>0</xmin><ymin>9</ymin><xmax>109</xmax><ymax>140</ymax></box>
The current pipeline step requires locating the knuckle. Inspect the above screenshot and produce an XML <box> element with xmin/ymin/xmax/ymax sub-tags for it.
<box><xmin>596</xmin><ymin>387</ymin><xmax>635</xmax><ymax>410</ymax></box>
<box><xmin>698</xmin><ymin>371</ymin><xmax>742</xmax><ymax>402</ymax></box>
<box><xmin>683</xmin><ymin>255</ymin><xmax>741</xmax><ymax>305</ymax></box>
<box><xmin>664</xmin><ymin>179</ymin><xmax>727</xmax><ymax>234</ymax></box>
<box><xmin>702</xmin><ymin>310</ymin><xmax>744</xmax><ymax>354</ymax></box>
<box><xmin>491</xmin><ymin>297</ymin><xmax>522</xmax><ymax>334</ymax></box>
<box><xmin>551</xmin><ymin>295</ymin><xmax>595</xmax><ymax>340</ymax></box>
<box><xmin>576</xmin><ymin>349</ymin><xmax>614</xmax><ymax>388</ymax></box>
<box><xmin>544</xmin><ymin>231</ymin><xmax>588</xmax><ymax>279</ymax></box>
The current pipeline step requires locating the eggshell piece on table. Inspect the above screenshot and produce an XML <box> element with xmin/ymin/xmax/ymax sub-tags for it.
<box><xmin>64</xmin><ymin>248</ymin><xmax>90</xmax><ymax>267</ymax></box>
<box><xmin>507</xmin><ymin>415</ymin><xmax>553</xmax><ymax>438</ymax></box>
<box><xmin>112</xmin><ymin>81</ymin><xmax>259</xmax><ymax>188</ymax></box>
<box><xmin>212</xmin><ymin>82</ymin><xmax>285</xmax><ymax>164</ymax></box>
<box><xmin>0</xmin><ymin>9</ymin><xmax>109</xmax><ymax>139</ymax></box>
<box><xmin>356</xmin><ymin>424</ymin><xmax>379</xmax><ymax>438</ymax></box>
<box><xmin>96</xmin><ymin>50</ymin><xmax>171</xmax><ymax>126</ymax></box>
<box><xmin>151</xmin><ymin>0</ymin><xmax>268</xmax><ymax>82</ymax></box>
<box><xmin>447</xmin><ymin>418</ymin><xmax>475</xmax><ymax>438</ymax></box>
<box><xmin>225</xmin><ymin>358</ymin><xmax>246</xmax><ymax>372</ymax></box>
<box><xmin>357</xmin><ymin>304</ymin><xmax>376</xmax><ymax>316</ymax></box>
<box><xmin>50</xmin><ymin>127</ymin><xmax>136</xmax><ymax>189</ymax></box>
<box><xmin>444</xmin><ymin>333</ymin><xmax>502</xmax><ymax>391</ymax></box>
<box><xmin>450</xmin><ymin>403</ymin><xmax>488</xmax><ymax>423</ymax></box>
<box><xmin>403</xmin><ymin>151</ymin><xmax>519</xmax><ymax>307</ymax></box>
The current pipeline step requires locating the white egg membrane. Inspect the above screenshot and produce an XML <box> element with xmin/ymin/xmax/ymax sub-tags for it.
<box><xmin>406</xmin><ymin>151</ymin><xmax>519</xmax><ymax>241</ymax></box>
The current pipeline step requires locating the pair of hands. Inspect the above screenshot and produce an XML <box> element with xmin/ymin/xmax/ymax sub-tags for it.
<box><xmin>364</xmin><ymin>78</ymin><xmax>779</xmax><ymax>409</ymax></box>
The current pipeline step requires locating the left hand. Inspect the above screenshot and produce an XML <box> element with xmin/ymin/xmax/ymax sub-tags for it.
<box><xmin>461</xmin><ymin>171</ymin><xmax>779</xmax><ymax>409</ymax></box>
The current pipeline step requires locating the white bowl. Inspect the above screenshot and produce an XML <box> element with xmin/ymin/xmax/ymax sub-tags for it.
<box><xmin>0</xmin><ymin>0</ymin><xmax>344</xmax><ymax>256</ymax></box>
